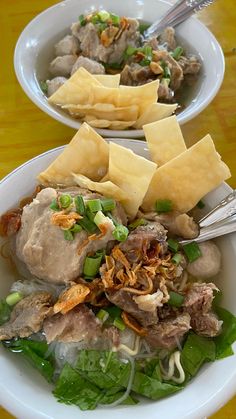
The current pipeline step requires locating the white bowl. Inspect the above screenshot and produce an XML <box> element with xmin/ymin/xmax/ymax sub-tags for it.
<box><xmin>0</xmin><ymin>140</ymin><xmax>235</xmax><ymax>419</ymax></box>
<box><xmin>14</xmin><ymin>0</ymin><xmax>225</xmax><ymax>138</ymax></box>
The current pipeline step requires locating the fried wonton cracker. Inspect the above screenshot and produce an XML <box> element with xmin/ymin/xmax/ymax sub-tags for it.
<box><xmin>143</xmin><ymin>115</ymin><xmax>186</xmax><ymax>166</ymax></box>
<box><xmin>73</xmin><ymin>174</ymin><xmax>127</xmax><ymax>202</ymax></box>
<box><xmin>134</xmin><ymin>103</ymin><xmax>178</xmax><ymax>129</ymax></box>
<box><xmin>84</xmin><ymin>117</ymin><xmax>135</xmax><ymax>130</ymax></box>
<box><xmin>38</xmin><ymin>123</ymin><xmax>109</xmax><ymax>185</ymax></box>
<box><xmin>94</xmin><ymin>74</ymin><xmax>120</xmax><ymax>87</ymax></box>
<box><xmin>118</xmin><ymin>80</ymin><xmax>159</xmax><ymax>114</ymax></box>
<box><xmin>142</xmin><ymin>134</ymin><xmax>231</xmax><ymax>213</ymax></box>
<box><xmin>63</xmin><ymin>103</ymin><xmax>139</xmax><ymax>121</ymax></box>
<box><xmin>109</xmin><ymin>143</ymin><xmax>157</xmax><ymax>219</ymax></box>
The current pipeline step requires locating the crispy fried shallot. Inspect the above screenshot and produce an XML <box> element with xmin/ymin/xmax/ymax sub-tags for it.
<box><xmin>121</xmin><ymin>311</ymin><xmax>147</xmax><ymax>336</ymax></box>
<box><xmin>54</xmin><ymin>283</ymin><xmax>90</xmax><ymax>314</ymax></box>
<box><xmin>51</xmin><ymin>211</ymin><xmax>82</xmax><ymax>230</ymax></box>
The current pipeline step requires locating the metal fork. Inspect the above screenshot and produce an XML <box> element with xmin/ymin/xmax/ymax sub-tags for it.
<box><xmin>143</xmin><ymin>0</ymin><xmax>216</xmax><ymax>40</ymax></box>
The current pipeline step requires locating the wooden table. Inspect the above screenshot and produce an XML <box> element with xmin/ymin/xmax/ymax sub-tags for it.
<box><xmin>0</xmin><ymin>0</ymin><xmax>235</xmax><ymax>418</ymax></box>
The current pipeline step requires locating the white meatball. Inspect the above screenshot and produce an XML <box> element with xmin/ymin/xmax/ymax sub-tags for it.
<box><xmin>55</xmin><ymin>35</ymin><xmax>80</xmax><ymax>56</ymax></box>
<box><xmin>187</xmin><ymin>241</ymin><xmax>221</xmax><ymax>279</ymax></box>
<box><xmin>71</xmin><ymin>56</ymin><xmax>105</xmax><ymax>75</ymax></box>
<box><xmin>49</xmin><ymin>55</ymin><xmax>77</xmax><ymax>77</ymax></box>
<box><xmin>46</xmin><ymin>77</ymin><xmax>67</xmax><ymax>97</ymax></box>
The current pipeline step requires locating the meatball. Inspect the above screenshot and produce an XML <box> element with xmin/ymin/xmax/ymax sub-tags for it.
<box><xmin>187</xmin><ymin>241</ymin><xmax>221</xmax><ymax>279</ymax></box>
<box><xmin>55</xmin><ymin>35</ymin><xmax>80</xmax><ymax>56</ymax></box>
<box><xmin>46</xmin><ymin>77</ymin><xmax>67</xmax><ymax>97</ymax></box>
<box><xmin>71</xmin><ymin>56</ymin><xmax>105</xmax><ymax>75</ymax></box>
<box><xmin>49</xmin><ymin>55</ymin><xmax>77</xmax><ymax>77</ymax></box>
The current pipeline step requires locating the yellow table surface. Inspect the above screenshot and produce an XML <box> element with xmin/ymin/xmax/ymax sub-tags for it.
<box><xmin>0</xmin><ymin>0</ymin><xmax>236</xmax><ymax>418</ymax></box>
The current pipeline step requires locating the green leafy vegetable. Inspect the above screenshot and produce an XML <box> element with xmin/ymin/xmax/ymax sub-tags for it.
<box><xmin>181</xmin><ymin>332</ymin><xmax>216</xmax><ymax>377</ymax></box>
<box><xmin>132</xmin><ymin>371</ymin><xmax>182</xmax><ymax>399</ymax></box>
<box><xmin>168</xmin><ymin>291</ymin><xmax>184</xmax><ymax>307</ymax></box>
<box><xmin>79</xmin><ymin>14</ymin><xmax>87</xmax><ymax>26</ymax></box>
<box><xmin>214</xmin><ymin>306</ymin><xmax>236</xmax><ymax>359</ymax></box>
<box><xmin>0</xmin><ymin>300</ymin><xmax>11</xmax><ymax>325</ymax></box>
<box><xmin>39</xmin><ymin>81</ymin><xmax>48</xmax><ymax>95</ymax></box>
<box><xmin>3</xmin><ymin>339</ymin><xmax>54</xmax><ymax>382</ymax></box>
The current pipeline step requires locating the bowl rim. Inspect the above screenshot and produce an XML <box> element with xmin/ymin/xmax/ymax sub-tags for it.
<box><xmin>13</xmin><ymin>0</ymin><xmax>225</xmax><ymax>138</ymax></box>
<box><xmin>0</xmin><ymin>142</ymin><xmax>235</xmax><ymax>419</ymax></box>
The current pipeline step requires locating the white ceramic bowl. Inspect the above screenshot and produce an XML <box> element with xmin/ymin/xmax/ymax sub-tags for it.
<box><xmin>14</xmin><ymin>0</ymin><xmax>225</xmax><ymax>138</ymax></box>
<box><xmin>0</xmin><ymin>140</ymin><xmax>235</xmax><ymax>419</ymax></box>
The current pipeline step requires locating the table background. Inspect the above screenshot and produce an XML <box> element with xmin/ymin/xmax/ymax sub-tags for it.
<box><xmin>0</xmin><ymin>0</ymin><xmax>235</xmax><ymax>417</ymax></box>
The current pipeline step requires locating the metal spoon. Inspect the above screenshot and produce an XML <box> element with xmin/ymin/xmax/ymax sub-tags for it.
<box><xmin>143</xmin><ymin>0</ymin><xmax>216</xmax><ymax>40</ymax></box>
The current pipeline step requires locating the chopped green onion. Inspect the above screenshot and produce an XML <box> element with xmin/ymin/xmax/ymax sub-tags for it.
<box><xmin>64</xmin><ymin>230</ymin><xmax>74</xmax><ymax>241</ymax></box>
<box><xmin>139</xmin><ymin>58</ymin><xmax>152</xmax><ymax>67</ymax></box>
<box><xmin>86</xmin><ymin>199</ymin><xmax>102</xmax><ymax>213</ymax></box>
<box><xmin>171</xmin><ymin>252</ymin><xmax>182</xmax><ymax>265</ymax></box>
<box><xmin>79</xmin><ymin>14</ymin><xmax>86</xmax><ymax>26</ymax></box>
<box><xmin>91</xmin><ymin>14</ymin><xmax>100</xmax><ymax>24</ymax></box>
<box><xmin>59</xmin><ymin>194</ymin><xmax>72</xmax><ymax>209</ymax></box>
<box><xmin>113</xmin><ymin>317</ymin><xmax>126</xmax><ymax>331</ymax></box>
<box><xmin>171</xmin><ymin>46</ymin><xmax>184</xmax><ymax>61</ymax></box>
<box><xmin>110</xmin><ymin>13</ymin><xmax>120</xmax><ymax>25</ymax></box>
<box><xmin>128</xmin><ymin>218</ymin><xmax>148</xmax><ymax>230</ymax></box>
<box><xmin>168</xmin><ymin>291</ymin><xmax>184</xmax><ymax>307</ymax></box>
<box><xmin>101</xmin><ymin>198</ymin><xmax>116</xmax><ymax>212</ymax></box>
<box><xmin>143</xmin><ymin>45</ymin><xmax>153</xmax><ymax>57</ymax></box>
<box><xmin>50</xmin><ymin>199</ymin><xmax>60</xmax><ymax>211</ymax></box>
<box><xmin>70</xmin><ymin>224</ymin><xmax>82</xmax><ymax>234</ymax></box>
<box><xmin>39</xmin><ymin>81</ymin><xmax>48</xmax><ymax>95</ymax></box>
<box><xmin>103</xmin><ymin>62</ymin><xmax>124</xmax><ymax>70</ymax></box>
<box><xmin>112</xmin><ymin>224</ymin><xmax>129</xmax><ymax>242</ymax></box>
<box><xmin>197</xmin><ymin>200</ymin><xmax>205</xmax><ymax>209</ymax></box>
<box><xmin>183</xmin><ymin>241</ymin><xmax>202</xmax><ymax>263</ymax></box>
<box><xmin>167</xmin><ymin>238</ymin><xmax>179</xmax><ymax>253</ymax></box>
<box><xmin>6</xmin><ymin>292</ymin><xmax>23</xmax><ymax>307</ymax></box>
<box><xmin>155</xmin><ymin>199</ymin><xmax>173</xmax><ymax>213</ymax></box>
<box><xmin>83</xmin><ymin>252</ymin><xmax>103</xmax><ymax>277</ymax></box>
<box><xmin>106</xmin><ymin>305</ymin><xmax>122</xmax><ymax>319</ymax></box>
<box><xmin>78</xmin><ymin>216</ymin><xmax>97</xmax><ymax>233</ymax></box>
<box><xmin>139</xmin><ymin>22</ymin><xmax>150</xmax><ymax>35</ymax></box>
<box><xmin>97</xmin><ymin>309</ymin><xmax>109</xmax><ymax>323</ymax></box>
<box><xmin>107</xmin><ymin>212</ymin><xmax>118</xmax><ymax>226</ymax></box>
<box><xmin>163</xmin><ymin>65</ymin><xmax>171</xmax><ymax>79</ymax></box>
<box><xmin>98</xmin><ymin>22</ymin><xmax>109</xmax><ymax>33</ymax></box>
<box><xmin>74</xmin><ymin>195</ymin><xmax>86</xmax><ymax>215</ymax></box>
<box><xmin>93</xmin><ymin>211</ymin><xmax>113</xmax><ymax>231</ymax></box>
<box><xmin>98</xmin><ymin>10</ymin><xmax>110</xmax><ymax>22</ymax></box>
<box><xmin>125</xmin><ymin>45</ymin><xmax>138</xmax><ymax>56</ymax></box>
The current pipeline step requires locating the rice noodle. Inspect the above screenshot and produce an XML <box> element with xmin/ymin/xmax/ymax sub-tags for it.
<box><xmin>10</xmin><ymin>278</ymin><xmax>65</xmax><ymax>301</ymax></box>
<box><xmin>99</xmin><ymin>354</ymin><xmax>135</xmax><ymax>408</ymax></box>
<box><xmin>160</xmin><ymin>351</ymin><xmax>185</xmax><ymax>384</ymax></box>
<box><xmin>178</xmin><ymin>271</ymin><xmax>188</xmax><ymax>291</ymax></box>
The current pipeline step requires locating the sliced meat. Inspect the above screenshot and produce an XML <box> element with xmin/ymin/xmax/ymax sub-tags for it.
<box><xmin>140</xmin><ymin>211</ymin><xmax>199</xmax><ymax>240</ymax></box>
<box><xmin>46</xmin><ymin>77</ymin><xmax>67</xmax><ymax>97</ymax></box>
<box><xmin>158</xmin><ymin>79</ymin><xmax>174</xmax><ymax>102</ymax></box>
<box><xmin>178</xmin><ymin>55</ymin><xmax>201</xmax><ymax>75</ymax></box>
<box><xmin>71</xmin><ymin>56</ymin><xmax>105</xmax><ymax>75</ymax></box>
<box><xmin>43</xmin><ymin>304</ymin><xmax>101</xmax><ymax>343</ymax></box>
<box><xmin>55</xmin><ymin>35</ymin><xmax>80</xmax><ymax>56</ymax></box>
<box><xmin>159</xmin><ymin>27</ymin><xmax>176</xmax><ymax>50</ymax></box>
<box><xmin>71</xmin><ymin>18</ymin><xmax>139</xmax><ymax>64</ymax></box>
<box><xmin>183</xmin><ymin>282</ymin><xmax>218</xmax><ymax>314</ymax></box>
<box><xmin>15</xmin><ymin>187</ymin><xmax>120</xmax><ymax>284</ymax></box>
<box><xmin>106</xmin><ymin>289</ymin><xmax>158</xmax><ymax>327</ymax></box>
<box><xmin>190</xmin><ymin>312</ymin><xmax>222</xmax><ymax>337</ymax></box>
<box><xmin>165</xmin><ymin>54</ymin><xmax>183</xmax><ymax>91</ymax></box>
<box><xmin>187</xmin><ymin>241</ymin><xmax>221</xmax><ymax>279</ymax></box>
<box><xmin>49</xmin><ymin>55</ymin><xmax>77</xmax><ymax>77</ymax></box>
<box><xmin>120</xmin><ymin>63</ymin><xmax>154</xmax><ymax>86</ymax></box>
<box><xmin>145</xmin><ymin>312</ymin><xmax>191</xmax><ymax>349</ymax></box>
<box><xmin>0</xmin><ymin>292</ymin><xmax>52</xmax><ymax>340</ymax></box>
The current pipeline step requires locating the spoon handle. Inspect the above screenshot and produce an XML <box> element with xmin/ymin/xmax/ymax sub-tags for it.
<box><xmin>199</xmin><ymin>190</ymin><xmax>236</xmax><ymax>227</ymax></box>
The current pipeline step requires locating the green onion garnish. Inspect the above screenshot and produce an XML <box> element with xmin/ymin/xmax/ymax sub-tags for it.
<box><xmin>155</xmin><ymin>199</ymin><xmax>173</xmax><ymax>213</ymax></box>
<box><xmin>163</xmin><ymin>65</ymin><xmax>171</xmax><ymax>79</ymax></box>
<box><xmin>39</xmin><ymin>81</ymin><xmax>48</xmax><ymax>95</ymax></box>
<box><xmin>6</xmin><ymin>292</ymin><xmax>23</xmax><ymax>307</ymax></box>
<box><xmin>125</xmin><ymin>45</ymin><xmax>138</xmax><ymax>56</ymax></box>
<box><xmin>78</xmin><ymin>216</ymin><xmax>97</xmax><ymax>234</ymax></box>
<box><xmin>128</xmin><ymin>218</ymin><xmax>148</xmax><ymax>230</ymax></box>
<box><xmin>168</xmin><ymin>291</ymin><xmax>184</xmax><ymax>308</ymax></box>
<box><xmin>112</xmin><ymin>224</ymin><xmax>129</xmax><ymax>242</ymax></box>
<box><xmin>64</xmin><ymin>230</ymin><xmax>74</xmax><ymax>241</ymax></box>
<box><xmin>106</xmin><ymin>305</ymin><xmax>122</xmax><ymax>319</ymax></box>
<box><xmin>79</xmin><ymin>14</ymin><xmax>86</xmax><ymax>26</ymax></box>
<box><xmin>101</xmin><ymin>198</ymin><xmax>116</xmax><ymax>212</ymax></box>
<box><xmin>171</xmin><ymin>253</ymin><xmax>182</xmax><ymax>265</ymax></box>
<box><xmin>139</xmin><ymin>58</ymin><xmax>152</xmax><ymax>67</ymax></box>
<box><xmin>83</xmin><ymin>252</ymin><xmax>103</xmax><ymax>277</ymax></box>
<box><xmin>98</xmin><ymin>10</ymin><xmax>110</xmax><ymax>22</ymax></box>
<box><xmin>50</xmin><ymin>199</ymin><xmax>60</xmax><ymax>211</ymax></box>
<box><xmin>110</xmin><ymin>13</ymin><xmax>120</xmax><ymax>25</ymax></box>
<box><xmin>86</xmin><ymin>199</ymin><xmax>102</xmax><ymax>213</ymax></box>
<box><xmin>113</xmin><ymin>317</ymin><xmax>126</xmax><ymax>331</ymax></box>
<box><xmin>107</xmin><ymin>212</ymin><xmax>118</xmax><ymax>226</ymax></box>
<box><xmin>197</xmin><ymin>200</ymin><xmax>205</xmax><ymax>209</ymax></box>
<box><xmin>59</xmin><ymin>194</ymin><xmax>72</xmax><ymax>209</ymax></box>
<box><xmin>93</xmin><ymin>211</ymin><xmax>113</xmax><ymax>230</ymax></box>
<box><xmin>171</xmin><ymin>46</ymin><xmax>184</xmax><ymax>61</ymax></box>
<box><xmin>75</xmin><ymin>195</ymin><xmax>86</xmax><ymax>215</ymax></box>
<box><xmin>91</xmin><ymin>15</ymin><xmax>100</xmax><ymax>24</ymax></box>
<box><xmin>139</xmin><ymin>22</ymin><xmax>150</xmax><ymax>34</ymax></box>
<box><xmin>70</xmin><ymin>224</ymin><xmax>82</xmax><ymax>234</ymax></box>
<box><xmin>183</xmin><ymin>242</ymin><xmax>202</xmax><ymax>263</ymax></box>
<box><xmin>96</xmin><ymin>309</ymin><xmax>109</xmax><ymax>323</ymax></box>
<box><xmin>167</xmin><ymin>238</ymin><xmax>179</xmax><ymax>253</ymax></box>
